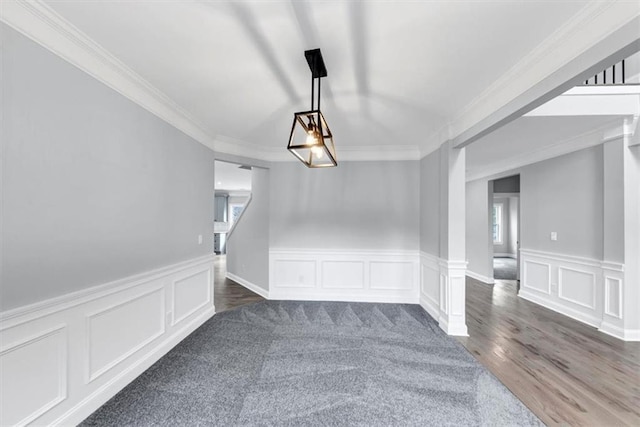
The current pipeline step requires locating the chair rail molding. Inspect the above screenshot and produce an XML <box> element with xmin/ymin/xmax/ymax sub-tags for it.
<box><xmin>0</xmin><ymin>255</ymin><xmax>215</xmax><ymax>426</ymax></box>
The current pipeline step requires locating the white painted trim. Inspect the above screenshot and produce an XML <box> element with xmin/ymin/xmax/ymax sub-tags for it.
<box><xmin>437</xmin><ymin>317</ymin><xmax>469</xmax><ymax>337</ymax></box>
<box><xmin>269</xmin><ymin>293</ymin><xmax>418</xmax><ymax>304</ymax></box>
<box><xmin>0</xmin><ymin>254</ymin><xmax>214</xmax><ymax>326</ymax></box>
<box><xmin>450</xmin><ymin>5</ymin><xmax>640</xmax><ymax>149</ymax></box>
<box><xmin>53</xmin><ymin>307</ymin><xmax>215</xmax><ymax>426</ymax></box>
<box><xmin>0</xmin><ymin>255</ymin><xmax>215</xmax><ymax>425</ymax></box>
<box><xmin>4</xmin><ymin>0</ymin><xmax>637</xmax><ymax>164</ymax></box>
<box><xmin>599</xmin><ymin>322</ymin><xmax>640</xmax><ymax>342</ymax></box>
<box><xmin>603</xmin><ymin>276</ymin><xmax>623</xmax><ymax>320</ymax></box>
<box><xmin>557</xmin><ymin>267</ymin><xmax>596</xmax><ymax>310</ymax></box>
<box><xmin>519</xmin><ymin>289</ymin><xmax>602</xmax><ymax>329</ymax></box>
<box><xmin>520</xmin><ymin>248</ymin><xmax>604</xmax><ymax>268</ymax></box>
<box><xmin>466</xmin><ymin>121</ymin><xmax>616</xmax><ymax>182</ymax></box>
<box><xmin>519</xmin><ymin>248</ymin><xmax>638</xmax><ymax>341</ymax></box>
<box><xmin>170</xmin><ymin>268</ymin><xmax>213</xmax><ymax>326</ymax></box>
<box><xmin>522</xmin><ymin>259</ymin><xmax>552</xmax><ymax>295</ymax></box>
<box><xmin>226</xmin><ymin>272</ymin><xmax>269</xmax><ymax>300</ymax></box>
<box><xmin>465</xmin><ymin>270</ymin><xmax>495</xmax><ymax>285</ymax></box>
<box><xmin>85</xmin><ymin>287</ymin><xmax>166</xmax><ymax>383</ymax></box>
<box><xmin>269</xmin><ymin>249</ymin><xmax>420</xmax><ymax>304</ymax></box>
<box><xmin>0</xmin><ymin>325</ymin><xmax>67</xmax><ymax>426</ymax></box>
<box><xmin>0</xmin><ymin>1</ymin><xmax>422</xmax><ymax>163</ymax></box>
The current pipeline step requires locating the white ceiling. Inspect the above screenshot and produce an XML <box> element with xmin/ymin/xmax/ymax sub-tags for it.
<box><xmin>42</xmin><ymin>0</ymin><xmax>591</xmax><ymax>156</ymax></box>
<box><xmin>215</xmin><ymin>160</ymin><xmax>252</xmax><ymax>192</ymax></box>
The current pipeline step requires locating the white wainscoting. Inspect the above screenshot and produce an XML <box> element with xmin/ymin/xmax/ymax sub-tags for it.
<box><xmin>269</xmin><ymin>249</ymin><xmax>420</xmax><ymax>303</ymax></box>
<box><xmin>419</xmin><ymin>252</ymin><xmax>440</xmax><ymax>319</ymax></box>
<box><xmin>518</xmin><ymin>249</ymin><xmax>634</xmax><ymax>341</ymax></box>
<box><xmin>419</xmin><ymin>252</ymin><xmax>468</xmax><ymax>336</ymax></box>
<box><xmin>0</xmin><ymin>255</ymin><xmax>215</xmax><ymax>426</ymax></box>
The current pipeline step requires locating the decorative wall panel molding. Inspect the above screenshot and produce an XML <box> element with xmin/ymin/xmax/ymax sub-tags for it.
<box><xmin>269</xmin><ymin>249</ymin><xmax>419</xmax><ymax>304</ymax></box>
<box><xmin>0</xmin><ymin>255</ymin><xmax>215</xmax><ymax>426</ymax></box>
<box><xmin>172</xmin><ymin>269</ymin><xmax>212</xmax><ymax>326</ymax></box>
<box><xmin>87</xmin><ymin>288</ymin><xmax>165</xmax><ymax>382</ymax></box>
<box><xmin>519</xmin><ymin>248</ymin><xmax>634</xmax><ymax>341</ymax></box>
<box><xmin>0</xmin><ymin>326</ymin><xmax>67</xmax><ymax>426</ymax></box>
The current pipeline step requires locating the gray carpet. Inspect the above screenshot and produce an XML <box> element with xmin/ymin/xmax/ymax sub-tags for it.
<box><xmin>81</xmin><ymin>301</ymin><xmax>541</xmax><ymax>426</ymax></box>
<box><xmin>494</xmin><ymin>257</ymin><xmax>517</xmax><ymax>280</ymax></box>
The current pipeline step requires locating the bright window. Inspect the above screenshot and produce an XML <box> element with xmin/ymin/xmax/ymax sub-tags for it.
<box><xmin>493</xmin><ymin>203</ymin><xmax>503</xmax><ymax>244</ymax></box>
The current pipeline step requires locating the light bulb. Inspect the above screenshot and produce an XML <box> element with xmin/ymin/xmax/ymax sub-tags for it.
<box><xmin>311</xmin><ymin>145</ymin><xmax>324</xmax><ymax>159</ymax></box>
<box><xmin>306</xmin><ymin>131</ymin><xmax>316</xmax><ymax>146</ymax></box>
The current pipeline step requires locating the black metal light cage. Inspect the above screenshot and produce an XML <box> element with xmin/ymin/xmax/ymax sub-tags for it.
<box><xmin>287</xmin><ymin>49</ymin><xmax>337</xmax><ymax>168</ymax></box>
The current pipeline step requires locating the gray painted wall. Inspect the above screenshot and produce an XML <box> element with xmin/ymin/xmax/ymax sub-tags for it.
<box><xmin>420</xmin><ymin>150</ymin><xmax>440</xmax><ymax>257</ymax></box>
<box><xmin>269</xmin><ymin>161</ymin><xmax>420</xmax><ymax>250</ymax></box>
<box><xmin>603</xmin><ymin>139</ymin><xmax>625</xmax><ymax>263</ymax></box>
<box><xmin>1</xmin><ymin>24</ymin><xmax>215</xmax><ymax>310</ymax></box>
<box><xmin>226</xmin><ymin>168</ymin><xmax>270</xmax><ymax>291</ymax></box>
<box><xmin>466</xmin><ymin>144</ymin><xmax>606</xmax><ymax>278</ymax></box>
<box><xmin>493</xmin><ymin>175</ymin><xmax>520</xmax><ymax>193</ymax></box>
<box><xmin>466</xmin><ymin>179</ymin><xmax>492</xmax><ymax>279</ymax></box>
<box><xmin>520</xmin><ymin>145</ymin><xmax>604</xmax><ymax>260</ymax></box>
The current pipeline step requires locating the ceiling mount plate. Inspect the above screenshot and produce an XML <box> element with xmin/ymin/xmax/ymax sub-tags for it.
<box><xmin>304</xmin><ymin>48</ymin><xmax>327</xmax><ymax>78</ymax></box>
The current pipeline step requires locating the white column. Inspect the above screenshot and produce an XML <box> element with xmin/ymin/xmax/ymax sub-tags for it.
<box><xmin>600</xmin><ymin>121</ymin><xmax>640</xmax><ymax>341</ymax></box>
<box><xmin>437</xmin><ymin>141</ymin><xmax>468</xmax><ymax>336</ymax></box>
<box><xmin>622</xmin><ymin>125</ymin><xmax>640</xmax><ymax>340</ymax></box>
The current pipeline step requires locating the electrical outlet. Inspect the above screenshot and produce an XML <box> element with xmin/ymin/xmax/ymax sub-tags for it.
<box><xmin>198</xmin><ymin>234</ymin><xmax>203</xmax><ymax>245</ymax></box>
<box><xmin>550</xmin><ymin>232</ymin><xmax>557</xmax><ymax>241</ymax></box>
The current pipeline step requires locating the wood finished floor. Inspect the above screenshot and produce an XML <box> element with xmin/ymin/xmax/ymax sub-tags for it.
<box><xmin>458</xmin><ymin>277</ymin><xmax>640</xmax><ymax>426</ymax></box>
<box><xmin>213</xmin><ymin>258</ymin><xmax>639</xmax><ymax>426</ymax></box>
<box><xmin>214</xmin><ymin>255</ymin><xmax>264</xmax><ymax>313</ymax></box>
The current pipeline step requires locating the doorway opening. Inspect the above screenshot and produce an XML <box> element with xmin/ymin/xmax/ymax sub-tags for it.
<box><xmin>213</xmin><ymin>160</ymin><xmax>262</xmax><ymax>311</ymax></box>
<box><xmin>491</xmin><ymin>175</ymin><xmax>520</xmax><ymax>283</ymax></box>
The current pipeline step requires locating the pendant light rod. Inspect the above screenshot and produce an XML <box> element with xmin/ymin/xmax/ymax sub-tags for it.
<box><xmin>311</xmin><ymin>76</ymin><xmax>314</xmax><ymax>110</ymax></box>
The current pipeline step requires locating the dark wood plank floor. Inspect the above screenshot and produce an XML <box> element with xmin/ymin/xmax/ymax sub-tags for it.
<box><xmin>458</xmin><ymin>277</ymin><xmax>640</xmax><ymax>426</ymax></box>
<box><xmin>214</xmin><ymin>255</ymin><xmax>264</xmax><ymax>313</ymax></box>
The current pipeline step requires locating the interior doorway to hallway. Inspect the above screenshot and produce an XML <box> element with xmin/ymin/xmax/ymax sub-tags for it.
<box><xmin>490</xmin><ymin>175</ymin><xmax>520</xmax><ymax>284</ymax></box>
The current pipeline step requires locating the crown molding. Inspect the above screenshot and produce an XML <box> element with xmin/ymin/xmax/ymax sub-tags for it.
<box><xmin>0</xmin><ymin>0</ymin><xmax>222</xmax><ymax>151</ymax></box>
<box><xmin>465</xmin><ymin>120</ymin><xmax>622</xmax><ymax>182</ymax></box>
<box><xmin>0</xmin><ymin>0</ymin><xmax>423</xmax><ymax>163</ymax></box>
<box><xmin>450</xmin><ymin>0</ymin><xmax>640</xmax><ymax>147</ymax></box>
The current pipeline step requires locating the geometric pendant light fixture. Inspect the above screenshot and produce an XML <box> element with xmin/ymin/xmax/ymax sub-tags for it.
<box><xmin>287</xmin><ymin>48</ymin><xmax>337</xmax><ymax>167</ymax></box>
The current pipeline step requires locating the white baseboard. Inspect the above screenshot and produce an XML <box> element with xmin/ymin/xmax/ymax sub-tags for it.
<box><xmin>0</xmin><ymin>255</ymin><xmax>215</xmax><ymax>426</ymax></box>
<box><xmin>518</xmin><ymin>289</ymin><xmax>602</xmax><ymax>328</ymax></box>
<box><xmin>438</xmin><ymin>316</ymin><xmax>469</xmax><ymax>337</ymax></box>
<box><xmin>598</xmin><ymin>322</ymin><xmax>640</xmax><ymax>342</ymax></box>
<box><xmin>419</xmin><ymin>293</ymin><xmax>439</xmax><ymax>320</ymax></box>
<box><xmin>466</xmin><ymin>270</ymin><xmax>495</xmax><ymax>284</ymax></box>
<box><xmin>226</xmin><ymin>272</ymin><xmax>269</xmax><ymax>299</ymax></box>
